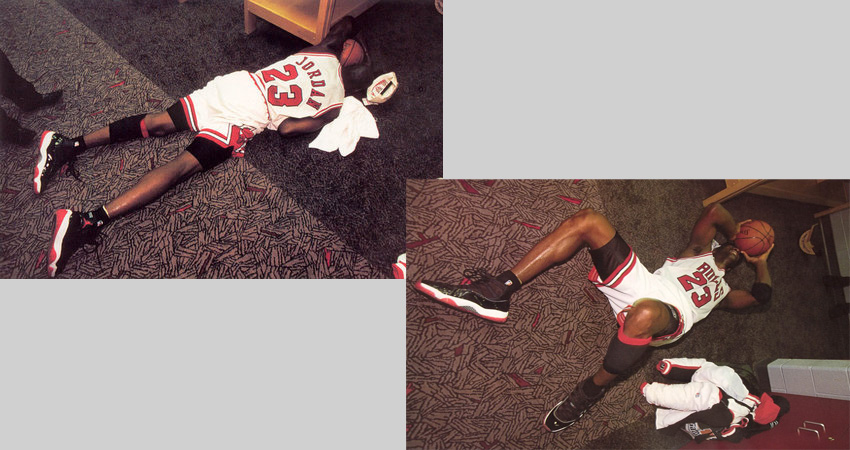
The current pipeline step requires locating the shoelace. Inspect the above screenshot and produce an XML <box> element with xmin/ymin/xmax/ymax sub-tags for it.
<box><xmin>81</xmin><ymin>230</ymin><xmax>104</xmax><ymax>267</ymax></box>
<box><xmin>461</xmin><ymin>268</ymin><xmax>496</xmax><ymax>283</ymax></box>
<box><xmin>65</xmin><ymin>157</ymin><xmax>82</xmax><ymax>183</ymax></box>
<box><xmin>459</xmin><ymin>268</ymin><xmax>512</xmax><ymax>303</ymax></box>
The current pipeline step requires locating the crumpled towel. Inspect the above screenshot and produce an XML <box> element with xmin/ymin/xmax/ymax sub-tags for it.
<box><xmin>309</xmin><ymin>96</ymin><xmax>379</xmax><ymax>156</ymax></box>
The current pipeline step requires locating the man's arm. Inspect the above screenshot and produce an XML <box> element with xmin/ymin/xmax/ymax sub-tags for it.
<box><xmin>680</xmin><ymin>203</ymin><xmax>740</xmax><ymax>258</ymax></box>
<box><xmin>277</xmin><ymin>108</ymin><xmax>340</xmax><ymax>138</ymax></box>
<box><xmin>718</xmin><ymin>244</ymin><xmax>774</xmax><ymax>309</ymax></box>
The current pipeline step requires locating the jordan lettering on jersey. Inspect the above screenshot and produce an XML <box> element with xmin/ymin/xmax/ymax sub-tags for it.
<box><xmin>676</xmin><ymin>262</ymin><xmax>726</xmax><ymax>307</ymax></box>
<box><xmin>294</xmin><ymin>55</ymin><xmax>329</xmax><ymax>111</ymax></box>
<box><xmin>256</xmin><ymin>52</ymin><xmax>343</xmax><ymax>124</ymax></box>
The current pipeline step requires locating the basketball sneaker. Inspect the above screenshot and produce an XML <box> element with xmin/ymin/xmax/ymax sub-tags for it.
<box><xmin>543</xmin><ymin>378</ymin><xmax>607</xmax><ymax>432</ymax></box>
<box><xmin>34</xmin><ymin>131</ymin><xmax>77</xmax><ymax>194</ymax></box>
<box><xmin>414</xmin><ymin>269</ymin><xmax>512</xmax><ymax>322</ymax></box>
<box><xmin>392</xmin><ymin>253</ymin><xmax>406</xmax><ymax>279</ymax></box>
<box><xmin>47</xmin><ymin>209</ymin><xmax>101</xmax><ymax>278</ymax></box>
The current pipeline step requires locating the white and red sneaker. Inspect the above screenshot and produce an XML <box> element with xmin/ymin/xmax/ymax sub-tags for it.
<box><xmin>47</xmin><ymin>209</ymin><xmax>100</xmax><ymax>278</ymax></box>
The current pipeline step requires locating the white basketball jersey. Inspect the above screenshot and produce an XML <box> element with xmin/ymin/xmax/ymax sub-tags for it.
<box><xmin>254</xmin><ymin>52</ymin><xmax>345</xmax><ymax>130</ymax></box>
<box><xmin>653</xmin><ymin>252</ymin><xmax>731</xmax><ymax>330</ymax></box>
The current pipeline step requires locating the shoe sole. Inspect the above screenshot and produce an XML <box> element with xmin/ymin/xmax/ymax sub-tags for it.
<box><xmin>414</xmin><ymin>281</ymin><xmax>508</xmax><ymax>323</ymax></box>
<box><xmin>542</xmin><ymin>400</ymin><xmax>580</xmax><ymax>433</ymax></box>
<box><xmin>33</xmin><ymin>130</ymin><xmax>54</xmax><ymax>194</ymax></box>
<box><xmin>392</xmin><ymin>261</ymin><xmax>406</xmax><ymax>279</ymax></box>
<box><xmin>47</xmin><ymin>209</ymin><xmax>72</xmax><ymax>278</ymax></box>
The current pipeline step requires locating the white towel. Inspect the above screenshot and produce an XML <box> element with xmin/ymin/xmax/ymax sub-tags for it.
<box><xmin>309</xmin><ymin>96</ymin><xmax>379</xmax><ymax>156</ymax></box>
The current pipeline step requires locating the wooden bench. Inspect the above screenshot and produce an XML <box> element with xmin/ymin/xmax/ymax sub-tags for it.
<box><xmin>244</xmin><ymin>0</ymin><xmax>379</xmax><ymax>44</ymax></box>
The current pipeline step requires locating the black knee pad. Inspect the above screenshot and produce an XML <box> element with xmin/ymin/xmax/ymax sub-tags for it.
<box><xmin>108</xmin><ymin>113</ymin><xmax>147</xmax><ymax>143</ymax></box>
<box><xmin>186</xmin><ymin>137</ymin><xmax>230</xmax><ymax>171</ymax></box>
<box><xmin>167</xmin><ymin>101</ymin><xmax>191</xmax><ymax>131</ymax></box>
<box><xmin>602</xmin><ymin>328</ymin><xmax>650</xmax><ymax>375</ymax></box>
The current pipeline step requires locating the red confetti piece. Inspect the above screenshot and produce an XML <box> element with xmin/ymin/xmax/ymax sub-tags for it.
<box><xmin>512</xmin><ymin>220</ymin><xmax>541</xmax><ymax>230</ymax></box>
<box><xmin>459</xmin><ymin>179</ymin><xmax>479</xmax><ymax>194</ymax></box>
<box><xmin>558</xmin><ymin>195</ymin><xmax>582</xmax><ymax>205</ymax></box>
<box><xmin>507</xmin><ymin>373</ymin><xmax>530</xmax><ymax>387</ymax></box>
<box><xmin>406</xmin><ymin>232</ymin><xmax>440</xmax><ymax>249</ymax></box>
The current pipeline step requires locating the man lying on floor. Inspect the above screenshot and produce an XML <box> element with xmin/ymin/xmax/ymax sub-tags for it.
<box><xmin>33</xmin><ymin>16</ymin><xmax>373</xmax><ymax>277</ymax></box>
<box><xmin>642</xmin><ymin>358</ymin><xmax>790</xmax><ymax>443</ymax></box>
<box><xmin>415</xmin><ymin>202</ymin><xmax>774</xmax><ymax>432</ymax></box>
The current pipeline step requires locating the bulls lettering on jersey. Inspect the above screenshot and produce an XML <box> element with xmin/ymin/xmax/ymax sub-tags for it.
<box><xmin>676</xmin><ymin>261</ymin><xmax>726</xmax><ymax>307</ymax></box>
<box><xmin>255</xmin><ymin>52</ymin><xmax>345</xmax><ymax>127</ymax></box>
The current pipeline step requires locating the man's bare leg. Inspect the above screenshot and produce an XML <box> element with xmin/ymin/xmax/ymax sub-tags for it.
<box><xmin>415</xmin><ymin>208</ymin><xmax>620</xmax><ymax>322</ymax></box>
<box><xmin>35</xmin><ymin>110</ymin><xmax>179</xmax><ymax>194</ymax></box>
<box><xmin>104</xmin><ymin>151</ymin><xmax>202</xmax><ymax>218</ymax></box>
<box><xmin>545</xmin><ymin>298</ymin><xmax>676</xmax><ymax>432</ymax></box>
<box><xmin>510</xmin><ymin>209</ymin><xmax>617</xmax><ymax>283</ymax></box>
<box><xmin>46</xmin><ymin>150</ymin><xmax>203</xmax><ymax>278</ymax></box>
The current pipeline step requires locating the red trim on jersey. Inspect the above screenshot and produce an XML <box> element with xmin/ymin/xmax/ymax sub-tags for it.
<box><xmin>296</xmin><ymin>51</ymin><xmax>337</xmax><ymax>58</ymax></box>
<box><xmin>181</xmin><ymin>96</ymin><xmax>199</xmax><ymax>131</ymax></box>
<box><xmin>196</xmin><ymin>128</ymin><xmax>232</xmax><ymax>148</ymax></box>
<box><xmin>589</xmin><ymin>250</ymin><xmax>637</xmax><ymax>289</ymax></box>
<box><xmin>650</xmin><ymin>304</ymin><xmax>685</xmax><ymax>342</ymax></box>
<box><xmin>608</xmin><ymin>252</ymin><xmax>638</xmax><ymax>289</ymax></box>
<box><xmin>618</xmin><ymin>327</ymin><xmax>651</xmax><ymax>346</ymax></box>
<box><xmin>665</xmin><ymin>251</ymin><xmax>713</xmax><ymax>263</ymax></box>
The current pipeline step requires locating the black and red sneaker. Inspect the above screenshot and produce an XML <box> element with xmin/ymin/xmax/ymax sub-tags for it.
<box><xmin>415</xmin><ymin>269</ymin><xmax>512</xmax><ymax>322</ymax></box>
<box><xmin>34</xmin><ymin>131</ymin><xmax>77</xmax><ymax>194</ymax></box>
<box><xmin>543</xmin><ymin>378</ymin><xmax>607</xmax><ymax>432</ymax></box>
<box><xmin>47</xmin><ymin>209</ymin><xmax>101</xmax><ymax>278</ymax></box>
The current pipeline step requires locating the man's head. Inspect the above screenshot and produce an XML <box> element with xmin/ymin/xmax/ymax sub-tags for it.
<box><xmin>713</xmin><ymin>242</ymin><xmax>743</xmax><ymax>270</ymax></box>
<box><xmin>342</xmin><ymin>63</ymin><xmax>374</xmax><ymax>94</ymax></box>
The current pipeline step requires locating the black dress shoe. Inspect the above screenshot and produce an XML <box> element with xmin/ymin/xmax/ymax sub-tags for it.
<box><xmin>0</xmin><ymin>109</ymin><xmax>37</xmax><ymax>145</ymax></box>
<box><xmin>19</xmin><ymin>90</ymin><xmax>63</xmax><ymax>112</ymax></box>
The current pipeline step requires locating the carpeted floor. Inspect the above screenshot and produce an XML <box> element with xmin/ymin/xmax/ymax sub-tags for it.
<box><xmin>406</xmin><ymin>179</ymin><xmax>850</xmax><ymax>450</ymax></box>
<box><xmin>1</xmin><ymin>0</ymin><xmax>442</xmax><ymax>278</ymax></box>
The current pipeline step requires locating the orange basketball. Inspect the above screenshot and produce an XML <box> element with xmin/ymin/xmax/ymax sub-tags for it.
<box><xmin>340</xmin><ymin>39</ymin><xmax>364</xmax><ymax>67</ymax></box>
<box><xmin>733</xmin><ymin>220</ymin><xmax>774</xmax><ymax>257</ymax></box>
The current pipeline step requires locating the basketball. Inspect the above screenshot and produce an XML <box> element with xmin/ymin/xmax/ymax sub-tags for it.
<box><xmin>733</xmin><ymin>220</ymin><xmax>774</xmax><ymax>257</ymax></box>
<box><xmin>340</xmin><ymin>39</ymin><xmax>364</xmax><ymax>67</ymax></box>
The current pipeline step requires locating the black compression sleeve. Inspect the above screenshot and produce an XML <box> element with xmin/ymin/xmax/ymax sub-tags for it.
<box><xmin>751</xmin><ymin>282</ymin><xmax>772</xmax><ymax>304</ymax></box>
